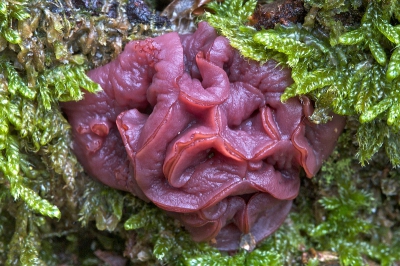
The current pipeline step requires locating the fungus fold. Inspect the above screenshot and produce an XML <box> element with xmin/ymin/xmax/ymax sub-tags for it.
<box><xmin>62</xmin><ymin>22</ymin><xmax>345</xmax><ymax>251</ymax></box>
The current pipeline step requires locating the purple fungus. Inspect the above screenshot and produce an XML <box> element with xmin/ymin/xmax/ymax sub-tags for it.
<box><xmin>62</xmin><ymin>22</ymin><xmax>345</xmax><ymax>251</ymax></box>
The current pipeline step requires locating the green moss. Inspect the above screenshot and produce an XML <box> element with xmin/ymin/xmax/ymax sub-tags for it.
<box><xmin>79</xmin><ymin>181</ymin><xmax>124</xmax><ymax>232</ymax></box>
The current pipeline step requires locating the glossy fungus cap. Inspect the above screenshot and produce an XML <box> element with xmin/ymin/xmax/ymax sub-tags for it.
<box><xmin>62</xmin><ymin>22</ymin><xmax>345</xmax><ymax>251</ymax></box>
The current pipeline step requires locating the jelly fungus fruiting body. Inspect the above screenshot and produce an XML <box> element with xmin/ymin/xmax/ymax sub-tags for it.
<box><xmin>62</xmin><ymin>22</ymin><xmax>345</xmax><ymax>251</ymax></box>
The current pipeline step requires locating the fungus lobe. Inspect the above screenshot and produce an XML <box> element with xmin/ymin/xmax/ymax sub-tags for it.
<box><xmin>62</xmin><ymin>22</ymin><xmax>345</xmax><ymax>251</ymax></box>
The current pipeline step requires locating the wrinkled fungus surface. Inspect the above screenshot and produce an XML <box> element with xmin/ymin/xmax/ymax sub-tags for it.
<box><xmin>62</xmin><ymin>22</ymin><xmax>345</xmax><ymax>251</ymax></box>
